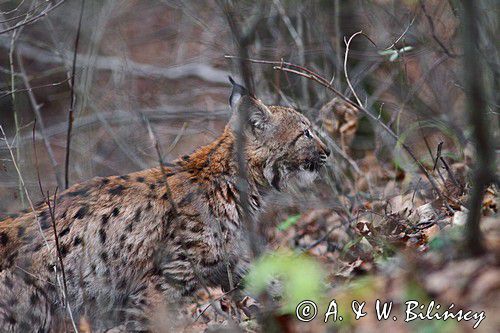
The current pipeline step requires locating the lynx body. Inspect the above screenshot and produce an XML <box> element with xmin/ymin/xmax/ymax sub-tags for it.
<box><xmin>0</xmin><ymin>80</ymin><xmax>330</xmax><ymax>331</ymax></box>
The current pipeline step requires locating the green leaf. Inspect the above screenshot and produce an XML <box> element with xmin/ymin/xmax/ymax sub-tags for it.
<box><xmin>400</xmin><ymin>46</ymin><xmax>414</xmax><ymax>52</ymax></box>
<box><xmin>245</xmin><ymin>250</ymin><xmax>325</xmax><ymax>313</ymax></box>
<box><xmin>389</xmin><ymin>52</ymin><xmax>399</xmax><ymax>62</ymax></box>
<box><xmin>378</xmin><ymin>49</ymin><xmax>396</xmax><ymax>56</ymax></box>
<box><xmin>276</xmin><ymin>214</ymin><xmax>301</xmax><ymax>231</ymax></box>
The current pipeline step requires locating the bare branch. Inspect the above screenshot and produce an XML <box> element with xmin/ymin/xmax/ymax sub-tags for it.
<box><xmin>420</xmin><ymin>0</ymin><xmax>457</xmax><ymax>58</ymax></box>
<box><xmin>17</xmin><ymin>52</ymin><xmax>63</xmax><ymax>188</ymax></box>
<box><xmin>384</xmin><ymin>14</ymin><xmax>416</xmax><ymax>50</ymax></box>
<box><xmin>0</xmin><ymin>38</ymin><xmax>231</xmax><ymax>84</ymax></box>
<box><xmin>461</xmin><ymin>0</ymin><xmax>495</xmax><ymax>256</ymax></box>
<box><xmin>0</xmin><ymin>1</ymin><xmax>48</xmax><ymax>24</ymax></box>
<box><xmin>343</xmin><ymin>31</ymin><xmax>364</xmax><ymax>107</ymax></box>
<box><xmin>0</xmin><ymin>75</ymin><xmax>74</xmax><ymax>100</ymax></box>
<box><xmin>1</xmin><ymin>124</ymin><xmax>78</xmax><ymax>332</ymax></box>
<box><xmin>64</xmin><ymin>0</ymin><xmax>85</xmax><ymax>189</ymax></box>
<box><xmin>0</xmin><ymin>0</ymin><xmax>66</xmax><ymax>35</ymax></box>
<box><xmin>221</xmin><ymin>1</ymin><xmax>266</xmax><ymax>260</ymax></box>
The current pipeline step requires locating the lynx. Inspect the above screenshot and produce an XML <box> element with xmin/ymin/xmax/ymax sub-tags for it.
<box><xmin>0</xmin><ymin>78</ymin><xmax>330</xmax><ymax>332</ymax></box>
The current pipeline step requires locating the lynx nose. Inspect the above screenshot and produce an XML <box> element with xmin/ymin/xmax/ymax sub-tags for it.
<box><xmin>319</xmin><ymin>148</ymin><xmax>330</xmax><ymax>163</ymax></box>
<box><xmin>315</xmin><ymin>134</ymin><xmax>330</xmax><ymax>161</ymax></box>
<box><xmin>319</xmin><ymin>145</ymin><xmax>330</xmax><ymax>160</ymax></box>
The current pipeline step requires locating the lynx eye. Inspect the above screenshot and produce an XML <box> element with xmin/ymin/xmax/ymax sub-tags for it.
<box><xmin>304</xmin><ymin>129</ymin><xmax>313</xmax><ymax>138</ymax></box>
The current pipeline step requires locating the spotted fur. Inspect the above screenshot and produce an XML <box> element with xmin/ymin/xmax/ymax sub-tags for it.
<box><xmin>0</xmin><ymin>81</ymin><xmax>330</xmax><ymax>332</ymax></box>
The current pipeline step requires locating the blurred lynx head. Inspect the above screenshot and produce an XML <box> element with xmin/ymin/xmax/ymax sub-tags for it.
<box><xmin>228</xmin><ymin>77</ymin><xmax>330</xmax><ymax>190</ymax></box>
<box><xmin>319</xmin><ymin>97</ymin><xmax>359</xmax><ymax>152</ymax></box>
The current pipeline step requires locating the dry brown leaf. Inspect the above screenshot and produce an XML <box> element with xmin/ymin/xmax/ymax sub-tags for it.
<box><xmin>319</xmin><ymin>97</ymin><xmax>360</xmax><ymax>152</ymax></box>
<box><xmin>423</xmin><ymin>223</ymin><xmax>440</xmax><ymax>239</ymax></box>
<box><xmin>469</xmin><ymin>268</ymin><xmax>500</xmax><ymax>303</ymax></box>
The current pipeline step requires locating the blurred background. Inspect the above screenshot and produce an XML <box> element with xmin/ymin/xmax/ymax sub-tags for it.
<box><xmin>3</xmin><ymin>0</ymin><xmax>496</xmax><ymax>211</ymax></box>
<box><xmin>0</xmin><ymin>1</ymin><xmax>498</xmax><ymax>331</ymax></box>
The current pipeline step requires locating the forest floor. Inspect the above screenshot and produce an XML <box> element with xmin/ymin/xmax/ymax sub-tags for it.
<box><xmin>183</xmin><ymin>150</ymin><xmax>499</xmax><ymax>333</ymax></box>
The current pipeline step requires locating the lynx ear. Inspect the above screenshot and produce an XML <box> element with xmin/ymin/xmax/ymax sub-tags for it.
<box><xmin>228</xmin><ymin>76</ymin><xmax>272</xmax><ymax>131</ymax></box>
<box><xmin>228</xmin><ymin>76</ymin><xmax>248</xmax><ymax>108</ymax></box>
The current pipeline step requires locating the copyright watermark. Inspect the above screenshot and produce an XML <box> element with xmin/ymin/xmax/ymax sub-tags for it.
<box><xmin>295</xmin><ymin>300</ymin><xmax>318</xmax><ymax>322</ymax></box>
<box><xmin>294</xmin><ymin>299</ymin><xmax>486</xmax><ymax>329</ymax></box>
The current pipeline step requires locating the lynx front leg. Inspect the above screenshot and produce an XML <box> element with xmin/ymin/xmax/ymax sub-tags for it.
<box><xmin>120</xmin><ymin>275</ymin><xmax>194</xmax><ymax>332</ymax></box>
<box><xmin>0</xmin><ymin>270</ymin><xmax>55</xmax><ymax>332</ymax></box>
<box><xmin>224</xmin><ymin>255</ymin><xmax>251</xmax><ymax>292</ymax></box>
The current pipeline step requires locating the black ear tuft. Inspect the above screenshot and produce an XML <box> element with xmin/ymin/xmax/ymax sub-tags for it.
<box><xmin>228</xmin><ymin>76</ymin><xmax>248</xmax><ymax>108</ymax></box>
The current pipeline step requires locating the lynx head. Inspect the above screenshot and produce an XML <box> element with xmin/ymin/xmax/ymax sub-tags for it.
<box><xmin>228</xmin><ymin>77</ymin><xmax>330</xmax><ymax>190</ymax></box>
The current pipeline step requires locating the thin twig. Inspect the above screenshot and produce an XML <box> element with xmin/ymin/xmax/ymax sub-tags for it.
<box><xmin>333</xmin><ymin>0</ymin><xmax>342</xmax><ymax>89</ymax></box>
<box><xmin>273</xmin><ymin>0</ymin><xmax>309</xmax><ymax>106</ymax></box>
<box><xmin>194</xmin><ymin>285</ymin><xmax>240</xmax><ymax>322</ymax></box>
<box><xmin>17</xmin><ymin>52</ymin><xmax>63</xmax><ymax>188</ymax></box>
<box><xmin>0</xmin><ymin>75</ymin><xmax>74</xmax><ymax>100</ymax></box>
<box><xmin>222</xmin><ymin>2</ymin><xmax>269</xmax><ymax>325</ymax></box>
<box><xmin>46</xmin><ymin>189</ymin><xmax>70</xmax><ymax>303</ymax></box>
<box><xmin>1</xmin><ymin>124</ymin><xmax>78</xmax><ymax>332</ymax></box>
<box><xmin>32</xmin><ymin>121</ymin><xmax>78</xmax><ymax>332</ymax></box>
<box><xmin>343</xmin><ymin>31</ymin><xmax>364</xmax><ymax>107</ymax></box>
<box><xmin>141</xmin><ymin>114</ymin><xmax>178</xmax><ymax>216</ymax></box>
<box><xmin>0</xmin><ymin>0</ymin><xmax>66</xmax><ymax>35</ymax></box>
<box><xmin>65</xmin><ymin>0</ymin><xmax>85</xmax><ymax>189</ymax></box>
<box><xmin>14</xmin><ymin>264</ymin><xmax>55</xmax><ymax>286</ymax></box>
<box><xmin>2</xmin><ymin>4</ymin><xmax>30</xmax><ymax>206</ymax></box>
<box><xmin>420</xmin><ymin>0</ymin><xmax>457</xmax><ymax>58</ymax></box>
<box><xmin>0</xmin><ymin>0</ymin><xmax>26</xmax><ymax>15</ymax></box>
<box><xmin>0</xmin><ymin>1</ymin><xmax>47</xmax><ymax>24</ymax></box>
<box><xmin>432</xmin><ymin>142</ymin><xmax>445</xmax><ymax>173</ymax></box>
<box><xmin>139</xmin><ymin>113</ymin><xmax>232</xmax><ymax>322</ymax></box>
<box><xmin>439</xmin><ymin>156</ymin><xmax>462</xmax><ymax>190</ymax></box>
<box><xmin>384</xmin><ymin>15</ymin><xmax>417</xmax><ymax>50</ymax></box>
<box><xmin>165</xmin><ymin>122</ymin><xmax>188</xmax><ymax>154</ymax></box>
<box><xmin>222</xmin><ymin>0</ymin><xmax>264</xmax><ymax>259</ymax></box>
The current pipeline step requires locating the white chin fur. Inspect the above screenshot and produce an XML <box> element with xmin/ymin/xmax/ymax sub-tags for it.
<box><xmin>296</xmin><ymin>169</ymin><xmax>318</xmax><ymax>186</ymax></box>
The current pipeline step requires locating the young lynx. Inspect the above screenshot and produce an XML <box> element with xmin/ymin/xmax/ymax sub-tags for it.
<box><xmin>0</xmin><ymin>78</ymin><xmax>330</xmax><ymax>332</ymax></box>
